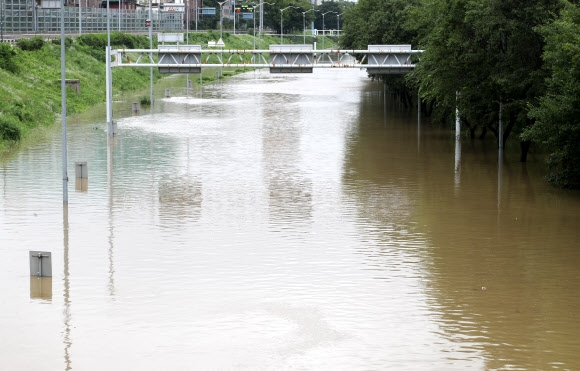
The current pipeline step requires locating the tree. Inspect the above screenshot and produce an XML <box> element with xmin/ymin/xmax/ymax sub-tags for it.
<box><xmin>524</xmin><ymin>2</ymin><xmax>580</xmax><ymax>188</ymax></box>
<box><xmin>341</xmin><ymin>0</ymin><xmax>416</xmax><ymax>50</ymax></box>
<box><xmin>262</xmin><ymin>0</ymin><xmax>314</xmax><ymax>35</ymax></box>
<box><xmin>311</xmin><ymin>1</ymin><xmax>354</xmax><ymax>31</ymax></box>
<box><xmin>341</xmin><ymin>0</ymin><xmax>418</xmax><ymax>108</ymax></box>
<box><xmin>407</xmin><ymin>0</ymin><xmax>562</xmax><ymax>155</ymax></box>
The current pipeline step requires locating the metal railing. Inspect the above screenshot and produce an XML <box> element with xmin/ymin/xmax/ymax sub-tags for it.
<box><xmin>1</xmin><ymin>7</ymin><xmax>184</xmax><ymax>35</ymax></box>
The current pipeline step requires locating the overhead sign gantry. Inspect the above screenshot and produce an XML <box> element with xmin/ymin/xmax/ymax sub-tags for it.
<box><xmin>110</xmin><ymin>40</ymin><xmax>422</xmax><ymax>75</ymax></box>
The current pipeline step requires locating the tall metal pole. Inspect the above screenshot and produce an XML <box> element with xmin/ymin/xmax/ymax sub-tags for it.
<box><xmin>259</xmin><ymin>1</ymin><xmax>263</xmax><ymax>48</ymax></box>
<box><xmin>302</xmin><ymin>12</ymin><xmax>305</xmax><ymax>44</ymax></box>
<box><xmin>1</xmin><ymin>0</ymin><xmax>4</xmax><ymax>42</ymax></box>
<box><xmin>218</xmin><ymin>1</ymin><xmax>225</xmax><ymax>77</ymax></box>
<box><xmin>322</xmin><ymin>13</ymin><xmax>325</xmax><ymax>49</ymax></box>
<box><xmin>302</xmin><ymin>9</ymin><xmax>316</xmax><ymax>44</ymax></box>
<box><xmin>257</xmin><ymin>2</ymin><xmax>272</xmax><ymax>51</ymax></box>
<box><xmin>280</xmin><ymin>6</ymin><xmax>298</xmax><ymax>44</ymax></box>
<box><xmin>186</xmin><ymin>0</ymin><xmax>189</xmax><ymax>92</ymax></box>
<box><xmin>61</xmin><ymin>0</ymin><xmax>68</xmax><ymax>203</ymax></box>
<box><xmin>106</xmin><ymin>0</ymin><xmax>114</xmax><ymax>137</ymax></box>
<box><xmin>455</xmin><ymin>91</ymin><xmax>461</xmax><ymax>138</ymax></box>
<box><xmin>79</xmin><ymin>0</ymin><xmax>82</xmax><ymax>35</ymax></box>
<box><xmin>218</xmin><ymin>1</ymin><xmax>225</xmax><ymax>40</ymax></box>
<box><xmin>321</xmin><ymin>11</ymin><xmax>336</xmax><ymax>50</ymax></box>
<box><xmin>233</xmin><ymin>0</ymin><xmax>235</xmax><ymax>35</ymax></box>
<box><xmin>149</xmin><ymin>0</ymin><xmax>153</xmax><ymax>106</ymax></box>
<box><xmin>499</xmin><ymin>100</ymin><xmax>503</xmax><ymax>150</ymax></box>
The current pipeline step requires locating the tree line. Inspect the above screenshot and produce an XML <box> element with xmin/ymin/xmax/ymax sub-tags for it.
<box><xmin>341</xmin><ymin>0</ymin><xmax>580</xmax><ymax>189</ymax></box>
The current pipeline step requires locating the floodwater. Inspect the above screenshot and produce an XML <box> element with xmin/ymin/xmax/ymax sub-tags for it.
<box><xmin>1</xmin><ymin>68</ymin><xmax>580</xmax><ymax>370</ymax></box>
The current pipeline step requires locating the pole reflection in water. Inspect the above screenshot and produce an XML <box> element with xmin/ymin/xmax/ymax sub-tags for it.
<box><xmin>454</xmin><ymin>136</ymin><xmax>461</xmax><ymax>189</ymax></box>
<box><xmin>30</xmin><ymin>276</ymin><xmax>52</xmax><ymax>300</ymax></box>
<box><xmin>107</xmin><ymin>136</ymin><xmax>116</xmax><ymax>297</ymax></box>
<box><xmin>417</xmin><ymin>95</ymin><xmax>421</xmax><ymax>154</ymax></box>
<box><xmin>497</xmin><ymin>148</ymin><xmax>503</xmax><ymax>215</ymax></box>
<box><xmin>62</xmin><ymin>204</ymin><xmax>72</xmax><ymax>371</ymax></box>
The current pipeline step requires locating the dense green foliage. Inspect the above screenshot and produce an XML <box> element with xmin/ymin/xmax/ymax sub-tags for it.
<box><xmin>524</xmin><ymin>2</ymin><xmax>580</xmax><ymax>188</ymax></box>
<box><xmin>341</xmin><ymin>0</ymin><xmax>580</xmax><ymax>188</ymax></box>
<box><xmin>313</xmin><ymin>1</ymin><xmax>355</xmax><ymax>31</ymax></box>
<box><xmin>0</xmin><ymin>43</ymin><xmax>19</xmax><ymax>73</ymax></box>
<box><xmin>17</xmin><ymin>36</ymin><xmax>46</xmax><ymax>51</ymax></box>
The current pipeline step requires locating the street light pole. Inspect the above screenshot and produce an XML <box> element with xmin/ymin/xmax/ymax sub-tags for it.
<box><xmin>106</xmin><ymin>0</ymin><xmax>114</xmax><ymax>136</ymax></box>
<box><xmin>253</xmin><ymin>4</ymin><xmax>257</xmax><ymax>53</ymax></box>
<box><xmin>79</xmin><ymin>0</ymin><xmax>82</xmax><ymax>35</ymax></box>
<box><xmin>1</xmin><ymin>0</ymin><xmax>4</xmax><ymax>42</ymax></box>
<box><xmin>321</xmin><ymin>11</ymin><xmax>336</xmax><ymax>50</ymax></box>
<box><xmin>218</xmin><ymin>1</ymin><xmax>225</xmax><ymax>41</ymax></box>
<box><xmin>302</xmin><ymin>9</ymin><xmax>317</xmax><ymax>44</ymax></box>
<box><xmin>280</xmin><ymin>5</ymin><xmax>298</xmax><ymax>44</ymax></box>
<box><xmin>337</xmin><ymin>13</ymin><xmax>342</xmax><ymax>36</ymax></box>
<box><xmin>252</xmin><ymin>1</ymin><xmax>274</xmax><ymax>50</ymax></box>
<box><xmin>256</xmin><ymin>2</ymin><xmax>273</xmax><ymax>51</ymax></box>
<box><xmin>148</xmin><ymin>0</ymin><xmax>153</xmax><ymax>106</ymax></box>
<box><xmin>218</xmin><ymin>1</ymin><xmax>225</xmax><ymax>77</ymax></box>
<box><xmin>61</xmin><ymin>0</ymin><xmax>69</xmax><ymax>203</ymax></box>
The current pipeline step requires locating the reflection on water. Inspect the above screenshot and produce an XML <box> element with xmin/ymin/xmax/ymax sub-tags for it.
<box><xmin>1</xmin><ymin>69</ymin><xmax>580</xmax><ymax>370</ymax></box>
<box><xmin>158</xmin><ymin>174</ymin><xmax>202</xmax><ymax>225</ymax></box>
<box><xmin>348</xmin><ymin>89</ymin><xmax>580</xmax><ymax>369</ymax></box>
<box><xmin>262</xmin><ymin>92</ymin><xmax>313</xmax><ymax>228</ymax></box>
<box><xmin>30</xmin><ymin>277</ymin><xmax>52</xmax><ymax>300</ymax></box>
<box><xmin>62</xmin><ymin>204</ymin><xmax>72</xmax><ymax>371</ymax></box>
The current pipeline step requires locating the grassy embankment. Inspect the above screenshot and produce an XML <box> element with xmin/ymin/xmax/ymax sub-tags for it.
<box><xmin>0</xmin><ymin>31</ymin><xmax>336</xmax><ymax>152</ymax></box>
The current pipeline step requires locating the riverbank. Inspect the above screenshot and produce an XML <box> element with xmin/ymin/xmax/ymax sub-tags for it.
<box><xmin>0</xmin><ymin>31</ymin><xmax>336</xmax><ymax>153</ymax></box>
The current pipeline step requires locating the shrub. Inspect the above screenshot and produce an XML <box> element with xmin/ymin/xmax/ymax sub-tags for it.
<box><xmin>77</xmin><ymin>34</ymin><xmax>107</xmax><ymax>49</ymax></box>
<box><xmin>0</xmin><ymin>43</ymin><xmax>19</xmax><ymax>73</ymax></box>
<box><xmin>79</xmin><ymin>32</ymin><xmax>153</xmax><ymax>50</ymax></box>
<box><xmin>50</xmin><ymin>37</ymin><xmax>73</xmax><ymax>48</ymax></box>
<box><xmin>0</xmin><ymin>116</ymin><xmax>22</xmax><ymax>141</ymax></box>
<box><xmin>10</xmin><ymin>101</ymin><xmax>34</xmax><ymax>125</ymax></box>
<box><xmin>140</xmin><ymin>96</ymin><xmax>151</xmax><ymax>106</ymax></box>
<box><xmin>17</xmin><ymin>36</ymin><xmax>45</xmax><ymax>51</ymax></box>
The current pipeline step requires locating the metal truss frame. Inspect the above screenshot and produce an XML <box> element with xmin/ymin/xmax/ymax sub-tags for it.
<box><xmin>110</xmin><ymin>48</ymin><xmax>423</xmax><ymax>71</ymax></box>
